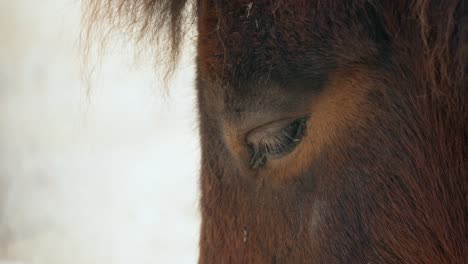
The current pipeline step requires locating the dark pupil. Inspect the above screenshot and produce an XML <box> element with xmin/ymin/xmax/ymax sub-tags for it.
<box><xmin>248</xmin><ymin>118</ymin><xmax>307</xmax><ymax>169</ymax></box>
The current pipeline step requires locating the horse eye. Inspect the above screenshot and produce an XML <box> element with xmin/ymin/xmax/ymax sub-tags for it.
<box><xmin>246</xmin><ymin>117</ymin><xmax>307</xmax><ymax>169</ymax></box>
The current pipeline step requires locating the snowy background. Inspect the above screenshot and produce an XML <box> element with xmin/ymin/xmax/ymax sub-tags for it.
<box><xmin>0</xmin><ymin>1</ymin><xmax>200</xmax><ymax>263</ymax></box>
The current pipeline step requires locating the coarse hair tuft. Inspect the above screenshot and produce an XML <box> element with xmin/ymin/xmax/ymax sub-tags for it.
<box><xmin>81</xmin><ymin>0</ymin><xmax>196</xmax><ymax>81</ymax></box>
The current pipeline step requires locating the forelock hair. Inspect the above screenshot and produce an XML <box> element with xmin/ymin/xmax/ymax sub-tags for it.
<box><xmin>82</xmin><ymin>0</ymin><xmax>195</xmax><ymax>80</ymax></box>
<box><xmin>82</xmin><ymin>0</ymin><xmax>467</xmax><ymax>95</ymax></box>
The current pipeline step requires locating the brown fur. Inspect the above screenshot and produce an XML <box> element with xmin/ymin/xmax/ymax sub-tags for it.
<box><xmin>85</xmin><ymin>0</ymin><xmax>467</xmax><ymax>263</ymax></box>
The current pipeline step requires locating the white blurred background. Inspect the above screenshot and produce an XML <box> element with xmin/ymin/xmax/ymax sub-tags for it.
<box><xmin>0</xmin><ymin>1</ymin><xmax>200</xmax><ymax>263</ymax></box>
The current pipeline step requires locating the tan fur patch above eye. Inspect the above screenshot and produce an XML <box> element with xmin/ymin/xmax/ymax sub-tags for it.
<box><xmin>262</xmin><ymin>68</ymin><xmax>374</xmax><ymax>184</ymax></box>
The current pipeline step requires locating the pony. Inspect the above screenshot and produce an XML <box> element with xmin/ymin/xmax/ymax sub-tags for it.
<box><xmin>84</xmin><ymin>1</ymin><xmax>467</xmax><ymax>263</ymax></box>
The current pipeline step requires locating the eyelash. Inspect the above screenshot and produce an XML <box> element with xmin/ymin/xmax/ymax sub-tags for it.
<box><xmin>248</xmin><ymin>118</ymin><xmax>307</xmax><ymax>169</ymax></box>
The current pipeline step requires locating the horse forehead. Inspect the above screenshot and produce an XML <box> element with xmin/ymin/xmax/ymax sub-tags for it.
<box><xmin>217</xmin><ymin>1</ymin><xmax>314</xmax><ymax>43</ymax></box>
<box><xmin>198</xmin><ymin>1</ymin><xmax>319</xmax><ymax>83</ymax></box>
